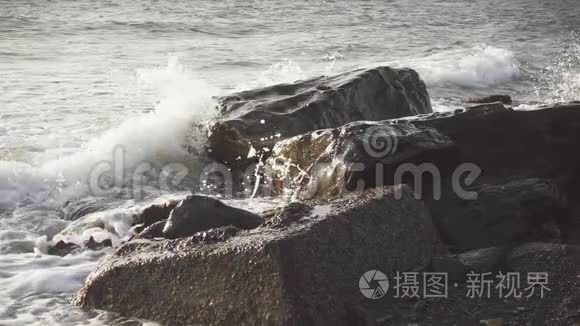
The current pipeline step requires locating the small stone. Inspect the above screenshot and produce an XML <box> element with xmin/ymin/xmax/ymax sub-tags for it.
<box><xmin>465</xmin><ymin>95</ymin><xmax>512</xmax><ymax>105</ymax></box>
<box><xmin>163</xmin><ymin>195</ymin><xmax>262</xmax><ymax>239</ymax></box>
<box><xmin>480</xmin><ymin>317</ymin><xmax>503</xmax><ymax>326</ymax></box>
<box><xmin>376</xmin><ymin>314</ymin><xmax>393</xmax><ymax>324</ymax></box>
<box><xmin>47</xmin><ymin>240</ymin><xmax>80</xmax><ymax>256</ymax></box>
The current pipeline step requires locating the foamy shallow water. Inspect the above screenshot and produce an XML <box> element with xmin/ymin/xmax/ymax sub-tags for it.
<box><xmin>2</xmin><ymin>0</ymin><xmax>580</xmax><ymax>324</ymax></box>
<box><xmin>0</xmin><ymin>193</ymin><xmax>284</xmax><ymax>325</ymax></box>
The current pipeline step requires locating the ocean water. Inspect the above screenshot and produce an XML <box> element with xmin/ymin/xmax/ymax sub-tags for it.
<box><xmin>1</xmin><ymin>0</ymin><xmax>580</xmax><ymax>324</ymax></box>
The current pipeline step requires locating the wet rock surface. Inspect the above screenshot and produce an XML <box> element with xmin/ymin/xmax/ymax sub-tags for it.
<box><xmin>72</xmin><ymin>62</ymin><xmax>580</xmax><ymax>326</ymax></box>
<box><xmin>135</xmin><ymin>199</ymin><xmax>179</xmax><ymax>227</ymax></box>
<box><xmin>405</xmin><ymin>102</ymin><xmax>580</xmax><ymax>180</ymax></box>
<box><xmin>267</xmin><ymin>121</ymin><xmax>462</xmax><ymax>199</ymax></box>
<box><xmin>47</xmin><ymin>240</ymin><xmax>81</xmax><ymax>256</ymax></box>
<box><xmin>74</xmin><ymin>186</ymin><xmax>439</xmax><ymax>325</ymax></box>
<box><xmin>208</xmin><ymin>66</ymin><xmax>432</xmax><ymax>163</ymax></box>
<box><xmin>431</xmin><ymin>247</ymin><xmax>505</xmax><ymax>282</ymax></box>
<box><xmin>428</xmin><ymin>178</ymin><xmax>565</xmax><ymax>250</ymax></box>
<box><xmin>162</xmin><ymin>195</ymin><xmax>263</xmax><ymax>239</ymax></box>
<box><xmin>422</xmin><ymin>243</ymin><xmax>580</xmax><ymax>325</ymax></box>
<box><xmin>465</xmin><ymin>94</ymin><xmax>512</xmax><ymax>105</ymax></box>
<box><xmin>47</xmin><ymin>236</ymin><xmax>113</xmax><ymax>256</ymax></box>
<box><xmin>343</xmin><ymin>243</ymin><xmax>580</xmax><ymax>325</ymax></box>
<box><xmin>268</xmin><ymin>102</ymin><xmax>580</xmax><ymax>249</ymax></box>
<box><xmin>136</xmin><ymin>220</ymin><xmax>166</xmax><ymax>239</ymax></box>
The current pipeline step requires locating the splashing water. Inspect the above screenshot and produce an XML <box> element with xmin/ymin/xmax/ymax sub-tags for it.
<box><xmin>0</xmin><ymin>59</ymin><xmax>219</xmax><ymax>325</ymax></box>
<box><xmin>538</xmin><ymin>39</ymin><xmax>580</xmax><ymax>103</ymax></box>
<box><xmin>415</xmin><ymin>45</ymin><xmax>521</xmax><ymax>89</ymax></box>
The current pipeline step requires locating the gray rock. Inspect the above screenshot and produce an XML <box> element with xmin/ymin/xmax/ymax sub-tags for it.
<box><xmin>47</xmin><ymin>240</ymin><xmax>81</xmax><ymax>256</ymax></box>
<box><xmin>431</xmin><ymin>247</ymin><xmax>505</xmax><ymax>282</ymax></box>
<box><xmin>267</xmin><ymin>122</ymin><xmax>461</xmax><ymax>199</ymax></box>
<box><xmin>85</xmin><ymin>237</ymin><xmax>113</xmax><ymax>250</ymax></box>
<box><xmin>262</xmin><ymin>202</ymin><xmax>313</xmax><ymax>228</ymax></box>
<box><xmin>47</xmin><ymin>237</ymin><xmax>113</xmax><ymax>256</ymax></box>
<box><xmin>406</xmin><ymin>102</ymin><xmax>580</xmax><ymax>180</ymax></box>
<box><xmin>268</xmin><ymin>102</ymin><xmax>580</xmax><ymax>249</ymax></box>
<box><xmin>430</xmin><ymin>178</ymin><xmax>564</xmax><ymax>250</ymax></box>
<box><xmin>136</xmin><ymin>199</ymin><xmax>179</xmax><ymax>227</ymax></box>
<box><xmin>465</xmin><ymin>95</ymin><xmax>512</xmax><ymax>105</ymax></box>
<box><xmin>162</xmin><ymin>195</ymin><xmax>263</xmax><ymax>239</ymax></box>
<box><xmin>73</xmin><ymin>186</ymin><xmax>439</xmax><ymax>325</ymax></box>
<box><xmin>208</xmin><ymin>66</ymin><xmax>432</xmax><ymax>164</ymax></box>
<box><xmin>137</xmin><ymin>220</ymin><xmax>166</xmax><ymax>239</ymax></box>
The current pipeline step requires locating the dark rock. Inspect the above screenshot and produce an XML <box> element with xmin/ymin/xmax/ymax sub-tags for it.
<box><xmin>431</xmin><ymin>247</ymin><xmax>504</xmax><ymax>282</ymax></box>
<box><xmin>456</xmin><ymin>246</ymin><xmax>505</xmax><ymax>271</ymax></box>
<box><xmin>405</xmin><ymin>102</ymin><xmax>580</xmax><ymax>180</ymax></box>
<box><xmin>137</xmin><ymin>220</ymin><xmax>166</xmax><ymax>239</ymax></box>
<box><xmin>431</xmin><ymin>256</ymin><xmax>470</xmax><ymax>282</ymax></box>
<box><xmin>162</xmin><ymin>195</ymin><xmax>263</xmax><ymax>239</ymax></box>
<box><xmin>429</xmin><ymin>178</ymin><xmax>565</xmax><ymax>250</ymax></box>
<box><xmin>209</xmin><ymin>66</ymin><xmax>432</xmax><ymax>163</ymax></box>
<box><xmin>262</xmin><ymin>202</ymin><xmax>313</xmax><ymax>228</ymax></box>
<box><xmin>85</xmin><ymin>237</ymin><xmax>113</xmax><ymax>251</ymax></box>
<box><xmin>185</xmin><ymin>225</ymin><xmax>241</xmax><ymax>244</ymax></box>
<box><xmin>59</xmin><ymin>197</ymin><xmax>111</xmax><ymax>221</ymax></box>
<box><xmin>464</xmin><ymin>101</ymin><xmax>510</xmax><ymax>114</ymax></box>
<box><xmin>74</xmin><ymin>186</ymin><xmax>439</xmax><ymax>325</ymax></box>
<box><xmin>48</xmin><ymin>237</ymin><xmax>114</xmax><ymax>256</ymax></box>
<box><xmin>403</xmin><ymin>242</ymin><xmax>580</xmax><ymax>324</ymax></box>
<box><xmin>465</xmin><ymin>95</ymin><xmax>512</xmax><ymax>105</ymax></box>
<box><xmin>136</xmin><ymin>199</ymin><xmax>179</xmax><ymax>227</ymax></box>
<box><xmin>47</xmin><ymin>240</ymin><xmax>81</xmax><ymax>256</ymax></box>
<box><xmin>267</xmin><ymin>122</ymin><xmax>461</xmax><ymax>199</ymax></box>
<box><xmin>345</xmin><ymin>305</ymin><xmax>377</xmax><ymax>326</ymax></box>
<box><xmin>268</xmin><ymin>102</ymin><xmax>580</xmax><ymax>249</ymax></box>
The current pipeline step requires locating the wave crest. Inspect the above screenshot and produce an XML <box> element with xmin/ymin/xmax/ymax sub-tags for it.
<box><xmin>417</xmin><ymin>45</ymin><xmax>521</xmax><ymax>88</ymax></box>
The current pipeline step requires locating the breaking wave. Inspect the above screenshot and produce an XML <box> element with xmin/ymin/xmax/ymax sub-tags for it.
<box><xmin>415</xmin><ymin>45</ymin><xmax>521</xmax><ymax>88</ymax></box>
<box><xmin>1</xmin><ymin>58</ymin><xmax>217</xmax><ymax>211</ymax></box>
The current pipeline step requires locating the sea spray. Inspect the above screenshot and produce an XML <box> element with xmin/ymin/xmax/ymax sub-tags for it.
<box><xmin>414</xmin><ymin>45</ymin><xmax>521</xmax><ymax>88</ymax></box>
<box><xmin>41</xmin><ymin>57</ymin><xmax>217</xmax><ymax>190</ymax></box>
<box><xmin>536</xmin><ymin>34</ymin><xmax>580</xmax><ymax>103</ymax></box>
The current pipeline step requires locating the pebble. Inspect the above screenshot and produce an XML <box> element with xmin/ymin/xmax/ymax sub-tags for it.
<box><xmin>480</xmin><ymin>317</ymin><xmax>504</xmax><ymax>326</ymax></box>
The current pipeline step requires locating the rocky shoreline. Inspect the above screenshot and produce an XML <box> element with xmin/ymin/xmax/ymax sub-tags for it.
<box><xmin>66</xmin><ymin>66</ymin><xmax>580</xmax><ymax>325</ymax></box>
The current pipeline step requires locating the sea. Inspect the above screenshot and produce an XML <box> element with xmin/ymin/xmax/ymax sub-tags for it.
<box><xmin>1</xmin><ymin>0</ymin><xmax>579</xmax><ymax>324</ymax></box>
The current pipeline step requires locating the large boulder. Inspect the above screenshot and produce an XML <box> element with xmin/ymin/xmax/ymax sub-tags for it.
<box><xmin>266</xmin><ymin>102</ymin><xmax>580</xmax><ymax>249</ymax></box>
<box><xmin>266</xmin><ymin>121</ymin><xmax>462</xmax><ymax>199</ymax></box>
<box><xmin>270</xmin><ymin>101</ymin><xmax>580</xmax><ymax>190</ymax></box>
<box><xmin>422</xmin><ymin>243</ymin><xmax>580</xmax><ymax>325</ymax></box>
<box><xmin>208</xmin><ymin>66</ymin><xmax>432</xmax><ymax>163</ymax></box>
<box><xmin>429</xmin><ymin>178</ymin><xmax>565</xmax><ymax>250</ymax></box>
<box><xmin>403</xmin><ymin>101</ymin><xmax>580</xmax><ymax>180</ymax></box>
<box><xmin>74</xmin><ymin>186</ymin><xmax>440</xmax><ymax>325</ymax></box>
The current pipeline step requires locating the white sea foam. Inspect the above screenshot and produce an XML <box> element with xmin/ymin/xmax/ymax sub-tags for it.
<box><xmin>1</xmin><ymin>58</ymin><xmax>217</xmax><ymax>210</ymax></box>
<box><xmin>41</xmin><ymin>57</ymin><xmax>217</xmax><ymax>187</ymax></box>
<box><xmin>0</xmin><ymin>59</ymin><xmax>218</xmax><ymax>324</ymax></box>
<box><xmin>415</xmin><ymin>45</ymin><xmax>521</xmax><ymax>88</ymax></box>
<box><xmin>541</xmin><ymin>42</ymin><xmax>580</xmax><ymax>103</ymax></box>
<box><xmin>234</xmin><ymin>59</ymin><xmax>308</xmax><ymax>91</ymax></box>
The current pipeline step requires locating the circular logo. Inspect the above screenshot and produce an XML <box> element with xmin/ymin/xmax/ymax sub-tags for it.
<box><xmin>362</xmin><ymin>126</ymin><xmax>398</xmax><ymax>158</ymax></box>
<box><xmin>359</xmin><ymin>270</ymin><xmax>389</xmax><ymax>299</ymax></box>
